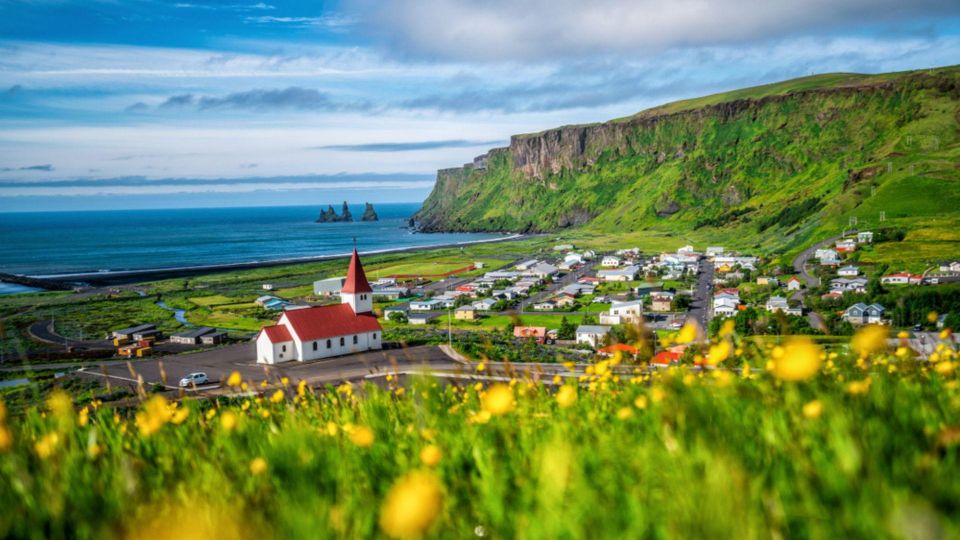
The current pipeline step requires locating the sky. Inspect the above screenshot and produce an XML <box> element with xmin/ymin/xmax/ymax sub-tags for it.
<box><xmin>0</xmin><ymin>0</ymin><xmax>959</xmax><ymax>212</ymax></box>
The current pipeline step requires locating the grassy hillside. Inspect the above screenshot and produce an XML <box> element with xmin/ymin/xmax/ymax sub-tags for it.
<box><xmin>414</xmin><ymin>66</ymin><xmax>960</xmax><ymax>260</ymax></box>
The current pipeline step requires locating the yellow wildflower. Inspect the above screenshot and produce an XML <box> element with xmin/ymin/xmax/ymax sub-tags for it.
<box><xmin>928</xmin><ymin>311</ymin><xmax>939</xmax><ymax>323</ymax></box>
<box><xmin>851</xmin><ymin>325</ymin><xmax>889</xmax><ymax>358</ymax></box>
<box><xmin>555</xmin><ymin>385</ymin><xmax>577</xmax><ymax>409</ymax></box>
<box><xmin>802</xmin><ymin>400</ymin><xmax>823</xmax><ymax>419</ymax></box>
<box><xmin>481</xmin><ymin>384</ymin><xmax>515</xmax><ymax>416</ymax></box>
<box><xmin>270</xmin><ymin>389</ymin><xmax>285</xmax><ymax>403</ymax></box>
<box><xmin>0</xmin><ymin>425</ymin><xmax>11</xmax><ymax>452</ymax></box>
<box><xmin>770</xmin><ymin>338</ymin><xmax>822</xmax><ymax>381</ymax></box>
<box><xmin>706</xmin><ymin>339</ymin><xmax>732</xmax><ymax>366</ymax></box>
<box><xmin>846</xmin><ymin>378</ymin><xmax>872</xmax><ymax>395</ymax></box>
<box><xmin>220</xmin><ymin>411</ymin><xmax>238</xmax><ymax>431</ymax></box>
<box><xmin>136</xmin><ymin>395</ymin><xmax>172</xmax><ymax>436</ymax></box>
<box><xmin>171</xmin><ymin>407</ymin><xmax>189</xmax><ymax>425</ymax></box>
<box><xmin>249</xmin><ymin>457</ymin><xmax>268</xmax><ymax>475</ymax></box>
<box><xmin>476</xmin><ymin>362</ymin><xmax>485</xmax><ymax>372</ymax></box>
<box><xmin>935</xmin><ymin>361</ymin><xmax>956</xmax><ymax>376</ymax></box>
<box><xmin>379</xmin><ymin>472</ymin><xmax>444</xmax><ymax>539</ymax></box>
<box><xmin>420</xmin><ymin>444</ymin><xmax>442</xmax><ymax>467</ymax></box>
<box><xmin>350</xmin><ymin>425</ymin><xmax>375</xmax><ymax>448</ymax></box>
<box><xmin>676</xmin><ymin>321</ymin><xmax>699</xmax><ymax>344</ymax></box>
<box><xmin>46</xmin><ymin>390</ymin><xmax>73</xmax><ymax>420</ymax></box>
<box><xmin>634</xmin><ymin>395</ymin><xmax>648</xmax><ymax>409</ymax></box>
<box><xmin>226</xmin><ymin>371</ymin><xmax>242</xmax><ymax>387</ymax></box>
<box><xmin>34</xmin><ymin>432</ymin><xmax>59</xmax><ymax>459</ymax></box>
<box><xmin>616</xmin><ymin>407</ymin><xmax>634</xmax><ymax>420</ymax></box>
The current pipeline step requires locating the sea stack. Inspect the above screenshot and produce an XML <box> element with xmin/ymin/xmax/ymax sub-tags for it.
<box><xmin>361</xmin><ymin>202</ymin><xmax>379</xmax><ymax>221</ymax></box>
<box><xmin>340</xmin><ymin>201</ymin><xmax>353</xmax><ymax>222</ymax></box>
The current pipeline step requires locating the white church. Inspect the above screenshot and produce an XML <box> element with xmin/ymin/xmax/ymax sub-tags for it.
<box><xmin>256</xmin><ymin>249</ymin><xmax>383</xmax><ymax>364</ymax></box>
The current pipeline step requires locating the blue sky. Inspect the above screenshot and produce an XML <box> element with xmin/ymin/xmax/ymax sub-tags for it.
<box><xmin>1</xmin><ymin>0</ymin><xmax>959</xmax><ymax>212</ymax></box>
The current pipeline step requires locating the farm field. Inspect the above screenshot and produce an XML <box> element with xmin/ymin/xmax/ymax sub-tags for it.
<box><xmin>2</xmin><ymin>327</ymin><xmax>959</xmax><ymax>538</ymax></box>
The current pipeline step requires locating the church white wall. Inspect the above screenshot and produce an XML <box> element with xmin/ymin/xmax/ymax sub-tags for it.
<box><xmin>256</xmin><ymin>332</ymin><xmax>294</xmax><ymax>364</ymax></box>
<box><xmin>298</xmin><ymin>330</ymin><xmax>382</xmax><ymax>361</ymax></box>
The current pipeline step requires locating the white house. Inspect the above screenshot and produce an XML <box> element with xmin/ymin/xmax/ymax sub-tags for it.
<box><xmin>765</xmin><ymin>296</ymin><xmax>802</xmax><ymax>317</ymax></box>
<box><xmin>713</xmin><ymin>297</ymin><xmax>739</xmax><ymax>317</ymax></box>
<box><xmin>525</xmin><ymin>262</ymin><xmax>559</xmax><ymax>279</ymax></box>
<box><xmin>313</xmin><ymin>276</ymin><xmax>345</xmax><ymax>297</ymax></box>
<box><xmin>830</xmin><ymin>277</ymin><xmax>868</xmax><ymax>294</ymax></box>
<box><xmin>597</xmin><ymin>265</ymin><xmax>639</xmax><ymax>282</ymax></box>
<box><xmin>599</xmin><ymin>299</ymin><xmax>643</xmax><ymax>325</ymax></box>
<box><xmin>575</xmin><ymin>325</ymin><xmax>612</xmax><ymax>348</ymax></box>
<box><xmin>410</xmin><ymin>299</ymin><xmax>443</xmax><ymax>311</ymax></box>
<box><xmin>678</xmin><ymin>245</ymin><xmax>695</xmax><ymax>254</ymax></box>
<box><xmin>857</xmin><ymin>231</ymin><xmax>874</xmax><ymax>244</ymax></box>
<box><xmin>515</xmin><ymin>259</ymin><xmax>540</xmax><ymax>271</ymax></box>
<box><xmin>938</xmin><ymin>261</ymin><xmax>960</xmax><ymax>273</ymax></box>
<box><xmin>532</xmin><ymin>301</ymin><xmax>556</xmax><ymax>311</ymax></box>
<box><xmin>836</xmin><ymin>239</ymin><xmax>857</xmax><ymax>253</ymax></box>
<box><xmin>257</xmin><ymin>250</ymin><xmax>382</xmax><ymax>364</ymax></box>
<box><xmin>706</xmin><ymin>246</ymin><xmax>725</xmax><ymax>257</ymax></box>
<box><xmin>601</xmin><ymin>256</ymin><xmax>622</xmax><ymax>268</ymax></box>
<box><xmin>838</xmin><ymin>265</ymin><xmax>860</xmax><ymax>277</ymax></box>
<box><xmin>786</xmin><ymin>277</ymin><xmax>803</xmax><ymax>291</ymax></box>
<box><xmin>880</xmin><ymin>273</ymin><xmax>914</xmax><ymax>285</ymax></box>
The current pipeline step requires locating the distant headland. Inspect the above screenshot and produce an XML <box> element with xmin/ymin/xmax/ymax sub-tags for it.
<box><xmin>316</xmin><ymin>202</ymin><xmax>379</xmax><ymax>223</ymax></box>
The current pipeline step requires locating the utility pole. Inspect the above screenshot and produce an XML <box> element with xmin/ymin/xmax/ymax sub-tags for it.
<box><xmin>880</xmin><ymin>211</ymin><xmax>886</xmax><ymax>223</ymax></box>
<box><xmin>447</xmin><ymin>306</ymin><xmax>452</xmax><ymax>348</ymax></box>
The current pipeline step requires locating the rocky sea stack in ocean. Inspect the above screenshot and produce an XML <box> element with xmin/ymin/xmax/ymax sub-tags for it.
<box><xmin>316</xmin><ymin>201</ymin><xmax>355</xmax><ymax>223</ymax></box>
<box><xmin>361</xmin><ymin>202</ymin><xmax>379</xmax><ymax>222</ymax></box>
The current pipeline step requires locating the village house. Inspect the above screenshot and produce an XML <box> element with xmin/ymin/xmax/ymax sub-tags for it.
<box><xmin>601</xmin><ymin>256</ymin><xmax>622</xmax><ymax>268</ymax></box>
<box><xmin>857</xmin><ymin>231</ymin><xmax>874</xmax><ymax>244</ymax></box>
<box><xmin>313</xmin><ymin>277</ymin><xmax>345</xmax><ymax>297</ymax></box>
<box><xmin>383</xmin><ymin>304</ymin><xmax>409</xmax><ymax>319</ymax></box>
<box><xmin>881</xmin><ymin>272</ymin><xmax>920</xmax><ymax>285</ymax></box>
<box><xmin>842</xmin><ymin>303</ymin><xmax>886</xmax><ymax>325</ymax></box>
<box><xmin>765</xmin><ymin>296</ymin><xmax>802</xmax><ymax>317</ymax></box>
<box><xmin>524</xmin><ymin>262</ymin><xmax>559</xmax><ymax>279</ymax></box>
<box><xmin>816</xmin><ymin>249</ymin><xmax>840</xmax><ymax>266</ymax></box>
<box><xmin>786</xmin><ymin>277</ymin><xmax>803</xmax><ymax>291</ymax></box>
<box><xmin>553</xmin><ymin>295</ymin><xmax>576</xmax><ymax>309</ymax></box>
<box><xmin>706</xmin><ymin>246</ymin><xmax>725</xmax><ymax>257</ymax></box>
<box><xmin>598</xmin><ymin>343</ymin><xmax>639</xmax><ymax>359</ymax></box>
<box><xmin>575</xmin><ymin>325</ymin><xmax>612</xmax><ymax>348</ymax></box>
<box><xmin>472</xmin><ymin>298</ymin><xmax>498</xmax><ymax>311</ymax></box>
<box><xmin>408</xmin><ymin>313</ymin><xmax>437</xmax><ymax>325</ymax></box>
<box><xmin>599</xmin><ymin>299</ymin><xmax>643</xmax><ymax>325</ymax></box>
<box><xmin>514</xmin><ymin>326</ymin><xmax>548</xmax><ymax>344</ymax></box>
<box><xmin>532</xmin><ymin>300</ymin><xmax>556</xmax><ymax>311</ymax></box>
<box><xmin>410</xmin><ymin>299</ymin><xmax>443</xmax><ymax>311</ymax></box>
<box><xmin>756</xmin><ymin>276</ymin><xmax>779</xmax><ymax>287</ymax></box>
<box><xmin>830</xmin><ymin>277</ymin><xmax>868</xmax><ymax>294</ymax></box>
<box><xmin>515</xmin><ymin>259</ymin><xmax>540</xmax><ymax>271</ymax></box>
<box><xmin>938</xmin><ymin>261</ymin><xmax>960</xmax><ymax>274</ymax></box>
<box><xmin>256</xmin><ymin>249</ymin><xmax>382</xmax><ymax>364</ymax></box>
<box><xmin>170</xmin><ymin>326</ymin><xmax>217</xmax><ymax>345</ymax></box>
<box><xmin>455</xmin><ymin>305</ymin><xmax>476</xmax><ymax>320</ymax></box>
<box><xmin>597</xmin><ymin>265</ymin><xmax>640</xmax><ymax>282</ymax></box>
<box><xmin>836</xmin><ymin>239</ymin><xmax>857</xmax><ymax>253</ymax></box>
<box><xmin>838</xmin><ymin>265</ymin><xmax>860</xmax><ymax>277</ymax></box>
<box><xmin>649</xmin><ymin>291</ymin><xmax>675</xmax><ymax>312</ymax></box>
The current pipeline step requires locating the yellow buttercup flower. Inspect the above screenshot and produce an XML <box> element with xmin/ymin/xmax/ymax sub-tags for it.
<box><xmin>379</xmin><ymin>471</ymin><xmax>444</xmax><ymax>539</ymax></box>
<box><xmin>634</xmin><ymin>395</ymin><xmax>648</xmax><ymax>409</ymax></box>
<box><xmin>420</xmin><ymin>444</ymin><xmax>442</xmax><ymax>467</ymax></box>
<box><xmin>349</xmin><ymin>425</ymin><xmax>375</xmax><ymax>448</ymax></box>
<box><xmin>851</xmin><ymin>325</ymin><xmax>889</xmax><ymax>358</ymax></box>
<box><xmin>771</xmin><ymin>338</ymin><xmax>822</xmax><ymax>381</ymax></box>
<box><xmin>676</xmin><ymin>321</ymin><xmax>698</xmax><ymax>344</ymax></box>
<box><xmin>706</xmin><ymin>339</ymin><xmax>732</xmax><ymax>366</ymax></box>
<box><xmin>481</xmin><ymin>384</ymin><xmax>515</xmax><ymax>416</ymax></box>
<box><xmin>136</xmin><ymin>395</ymin><xmax>172</xmax><ymax>436</ymax></box>
<box><xmin>34</xmin><ymin>432</ymin><xmax>59</xmax><ymax>459</ymax></box>
<box><xmin>270</xmin><ymin>389</ymin><xmax>285</xmax><ymax>403</ymax></box>
<box><xmin>555</xmin><ymin>385</ymin><xmax>577</xmax><ymax>409</ymax></box>
<box><xmin>802</xmin><ymin>400</ymin><xmax>823</xmax><ymax>418</ymax></box>
<box><xmin>719</xmin><ymin>319</ymin><xmax>736</xmax><ymax>338</ymax></box>
<box><xmin>845</xmin><ymin>378</ymin><xmax>872</xmax><ymax>395</ymax></box>
<box><xmin>0</xmin><ymin>425</ymin><xmax>12</xmax><ymax>453</ymax></box>
<box><xmin>928</xmin><ymin>311</ymin><xmax>939</xmax><ymax>323</ymax></box>
<box><xmin>226</xmin><ymin>371</ymin><xmax>242</xmax><ymax>387</ymax></box>
<box><xmin>220</xmin><ymin>411</ymin><xmax>238</xmax><ymax>431</ymax></box>
<box><xmin>616</xmin><ymin>407</ymin><xmax>634</xmax><ymax>420</ymax></box>
<box><xmin>249</xmin><ymin>457</ymin><xmax>268</xmax><ymax>475</ymax></box>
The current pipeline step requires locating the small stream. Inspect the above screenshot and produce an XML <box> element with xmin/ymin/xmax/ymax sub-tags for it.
<box><xmin>156</xmin><ymin>300</ymin><xmax>191</xmax><ymax>327</ymax></box>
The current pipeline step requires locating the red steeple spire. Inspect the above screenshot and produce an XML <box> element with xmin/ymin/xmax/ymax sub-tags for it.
<box><xmin>341</xmin><ymin>248</ymin><xmax>373</xmax><ymax>294</ymax></box>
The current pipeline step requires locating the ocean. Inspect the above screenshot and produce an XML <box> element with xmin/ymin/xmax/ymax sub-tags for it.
<box><xmin>0</xmin><ymin>203</ymin><xmax>501</xmax><ymax>278</ymax></box>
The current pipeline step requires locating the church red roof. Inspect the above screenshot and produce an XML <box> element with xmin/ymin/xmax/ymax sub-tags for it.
<box><xmin>341</xmin><ymin>248</ymin><xmax>373</xmax><ymax>294</ymax></box>
<box><xmin>260</xmin><ymin>324</ymin><xmax>293</xmax><ymax>343</ymax></box>
<box><xmin>281</xmin><ymin>304</ymin><xmax>381</xmax><ymax>340</ymax></box>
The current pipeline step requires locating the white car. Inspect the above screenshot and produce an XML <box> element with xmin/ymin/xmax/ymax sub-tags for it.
<box><xmin>179</xmin><ymin>372</ymin><xmax>209</xmax><ymax>387</ymax></box>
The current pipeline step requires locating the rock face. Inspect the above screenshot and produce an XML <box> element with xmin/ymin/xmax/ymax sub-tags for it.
<box><xmin>410</xmin><ymin>67</ymin><xmax>960</xmax><ymax>234</ymax></box>
<box><xmin>316</xmin><ymin>202</ymin><xmax>354</xmax><ymax>223</ymax></box>
<box><xmin>361</xmin><ymin>202</ymin><xmax>379</xmax><ymax>221</ymax></box>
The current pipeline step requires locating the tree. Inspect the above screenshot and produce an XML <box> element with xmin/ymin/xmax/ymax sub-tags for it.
<box><xmin>558</xmin><ymin>316</ymin><xmax>576</xmax><ymax>340</ymax></box>
<box><xmin>387</xmin><ymin>311</ymin><xmax>408</xmax><ymax>324</ymax></box>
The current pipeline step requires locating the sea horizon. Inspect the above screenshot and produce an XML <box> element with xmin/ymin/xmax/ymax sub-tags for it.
<box><xmin>0</xmin><ymin>203</ymin><xmax>502</xmax><ymax>278</ymax></box>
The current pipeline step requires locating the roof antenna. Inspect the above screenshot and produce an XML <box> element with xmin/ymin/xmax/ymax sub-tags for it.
<box><xmin>353</xmin><ymin>237</ymin><xmax>357</xmax><ymax>251</ymax></box>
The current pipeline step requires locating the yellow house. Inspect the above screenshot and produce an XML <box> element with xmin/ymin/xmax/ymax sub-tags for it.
<box><xmin>455</xmin><ymin>306</ymin><xmax>476</xmax><ymax>320</ymax></box>
<box><xmin>718</xmin><ymin>264</ymin><xmax>732</xmax><ymax>273</ymax></box>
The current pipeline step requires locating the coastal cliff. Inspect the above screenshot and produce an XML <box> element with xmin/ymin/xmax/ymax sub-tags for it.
<box><xmin>411</xmin><ymin>66</ymin><xmax>960</xmax><ymax>243</ymax></box>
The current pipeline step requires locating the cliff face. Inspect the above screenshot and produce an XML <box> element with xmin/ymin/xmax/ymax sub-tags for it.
<box><xmin>412</xmin><ymin>67</ymin><xmax>960</xmax><ymax>239</ymax></box>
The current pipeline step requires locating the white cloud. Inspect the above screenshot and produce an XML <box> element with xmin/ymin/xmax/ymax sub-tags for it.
<box><xmin>351</xmin><ymin>0</ymin><xmax>960</xmax><ymax>61</ymax></box>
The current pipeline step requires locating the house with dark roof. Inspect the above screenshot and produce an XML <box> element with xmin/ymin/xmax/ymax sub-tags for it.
<box><xmin>255</xmin><ymin>249</ymin><xmax>383</xmax><ymax>364</ymax></box>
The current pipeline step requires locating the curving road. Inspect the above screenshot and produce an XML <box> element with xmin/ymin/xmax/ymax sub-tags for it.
<box><xmin>790</xmin><ymin>234</ymin><xmax>845</xmax><ymax>332</ymax></box>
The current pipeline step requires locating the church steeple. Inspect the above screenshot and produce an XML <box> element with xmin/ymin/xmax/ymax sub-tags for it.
<box><xmin>341</xmin><ymin>248</ymin><xmax>373</xmax><ymax>314</ymax></box>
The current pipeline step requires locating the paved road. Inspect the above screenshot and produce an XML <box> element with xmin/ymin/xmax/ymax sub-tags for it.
<box><xmin>28</xmin><ymin>320</ymin><xmax>114</xmax><ymax>350</ymax></box>
<box><xmin>790</xmin><ymin>234</ymin><xmax>844</xmax><ymax>332</ymax></box>
<box><xmin>79</xmin><ymin>342</ymin><xmax>462</xmax><ymax>392</ymax></box>
<box><xmin>686</xmin><ymin>258</ymin><xmax>714</xmax><ymax>334</ymax></box>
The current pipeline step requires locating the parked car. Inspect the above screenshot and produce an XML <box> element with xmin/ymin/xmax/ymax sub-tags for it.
<box><xmin>179</xmin><ymin>372</ymin><xmax>209</xmax><ymax>387</ymax></box>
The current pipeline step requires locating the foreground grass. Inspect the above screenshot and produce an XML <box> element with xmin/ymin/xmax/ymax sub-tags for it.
<box><xmin>1</xmin><ymin>330</ymin><xmax>959</xmax><ymax>539</ymax></box>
